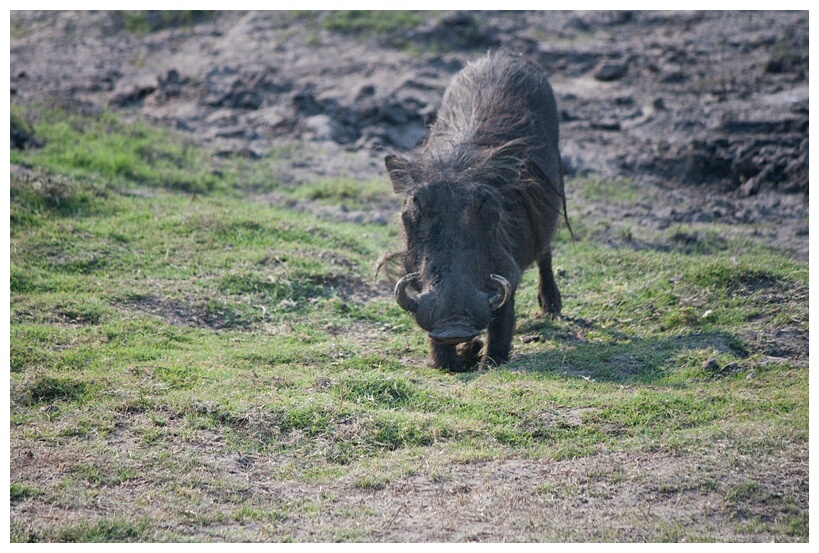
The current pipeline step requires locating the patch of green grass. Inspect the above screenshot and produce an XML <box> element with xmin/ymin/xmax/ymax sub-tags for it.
<box><xmin>11</xmin><ymin>102</ymin><xmax>37</xmax><ymax>142</ymax></box>
<box><xmin>370</xmin><ymin>412</ymin><xmax>439</xmax><ymax>450</ymax></box>
<box><xmin>9</xmin><ymin>107</ymin><xmax>807</xmax><ymax>541</ymax></box>
<box><xmin>785</xmin><ymin>512</ymin><xmax>809</xmax><ymax>537</ymax></box>
<box><xmin>11</xmin><ymin>108</ymin><xmax>222</xmax><ymax>194</ymax></box>
<box><xmin>574</xmin><ymin>176</ymin><xmax>643</xmax><ymax>203</ymax></box>
<box><xmin>354</xmin><ymin>474</ymin><xmax>390</xmax><ymax>491</ymax></box>
<box><xmin>70</xmin><ymin>463</ymin><xmax>140</xmax><ymax>487</ymax></box>
<box><xmin>233</xmin><ymin>505</ymin><xmax>286</xmax><ymax>523</ymax></box>
<box><xmin>55</xmin><ymin>518</ymin><xmax>152</xmax><ymax>542</ymax></box>
<box><xmin>322</xmin><ymin>11</ymin><xmax>425</xmax><ymax>47</ymax></box>
<box><xmin>337</xmin><ymin>373</ymin><xmax>423</xmax><ymax>408</ymax></box>
<box><xmin>10</xmin><ymin>482</ymin><xmax>42</xmax><ymax>502</ymax></box>
<box><xmin>723</xmin><ymin>480</ymin><xmax>807</xmax><ymax>539</ymax></box>
<box><xmin>290</xmin><ymin>177</ymin><xmax>394</xmax><ymax>209</ymax></box>
<box><xmin>19</xmin><ymin>375</ymin><xmax>95</xmax><ymax>406</ymax></box>
<box><xmin>113</xmin><ymin>11</ymin><xmax>216</xmax><ymax>34</ymax></box>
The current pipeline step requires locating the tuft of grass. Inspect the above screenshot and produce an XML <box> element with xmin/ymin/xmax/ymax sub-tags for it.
<box><xmin>574</xmin><ymin>176</ymin><xmax>642</xmax><ymax>203</ymax></box>
<box><xmin>10</xmin><ymin>482</ymin><xmax>42</xmax><ymax>502</ymax></box>
<box><xmin>337</xmin><ymin>373</ymin><xmax>422</xmax><ymax>408</ymax></box>
<box><xmin>56</xmin><ymin>518</ymin><xmax>152</xmax><ymax>542</ymax></box>
<box><xmin>18</xmin><ymin>375</ymin><xmax>94</xmax><ymax>406</ymax></box>
<box><xmin>322</xmin><ymin>11</ymin><xmax>425</xmax><ymax>45</ymax></box>
<box><xmin>233</xmin><ymin>505</ymin><xmax>286</xmax><ymax>523</ymax></box>
<box><xmin>112</xmin><ymin>11</ymin><xmax>216</xmax><ymax>34</ymax></box>
<box><xmin>354</xmin><ymin>474</ymin><xmax>390</xmax><ymax>491</ymax></box>
<box><xmin>290</xmin><ymin>178</ymin><xmax>394</xmax><ymax>208</ymax></box>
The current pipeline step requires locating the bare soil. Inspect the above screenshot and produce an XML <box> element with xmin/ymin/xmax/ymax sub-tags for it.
<box><xmin>10</xmin><ymin>422</ymin><xmax>808</xmax><ymax>542</ymax></box>
<box><xmin>11</xmin><ymin>11</ymin><xmax>808</xmax><ymax>258</ymax></box>
<box><xmin>9</xmin><ymin>10</ymin><xmax>809</xmax><ymax>542</ymax></box>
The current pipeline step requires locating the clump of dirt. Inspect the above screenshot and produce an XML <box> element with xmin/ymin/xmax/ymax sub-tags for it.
<box><xmin>10</xmin><ymin>11</ymin><xmax>808</xmax><ymax>260</ymax></box>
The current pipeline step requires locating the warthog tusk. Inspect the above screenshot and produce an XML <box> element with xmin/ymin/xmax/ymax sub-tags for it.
<box><xmin>394</xmin><ymin>272</ymin><xmax>419</xmax><ymax>313</ymax></box>
<box><xmin>488</xmin><ymin>274</ymin><xmax>511</xmax><ymax>311</ymax></box>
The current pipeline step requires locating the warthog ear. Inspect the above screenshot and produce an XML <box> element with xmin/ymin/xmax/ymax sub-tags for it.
<box><xmin>384</xmin><ymin>154</ymin><xmax>415</xmax><ymax>194</ymax></box>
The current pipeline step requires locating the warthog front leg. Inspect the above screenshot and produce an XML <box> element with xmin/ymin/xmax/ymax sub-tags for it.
<box><xmin>483</xmin><ymin>295</ymin><xmax>515</xmax><ymax>368</ymax></box>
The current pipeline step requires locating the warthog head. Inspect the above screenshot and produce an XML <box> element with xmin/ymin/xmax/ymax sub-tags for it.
<box><xmin>385</xmin><ymin>154</ymin><xmax>520</xmax><ymax>345</ymax></box>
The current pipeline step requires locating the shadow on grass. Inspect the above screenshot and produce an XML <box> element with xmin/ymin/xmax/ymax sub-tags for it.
<box><xmin>457</xmin><ymin>315</ymin><xmax>749</xmax><ymax>385</ymax></box>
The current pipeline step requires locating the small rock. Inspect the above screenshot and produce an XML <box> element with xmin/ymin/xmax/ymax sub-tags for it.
<box><xmin>740</xmin><ymin>165</ymin><xmax>775</xmax><ymax>197</ymax></box>
<box><xmin>156</xmin><ymin>68</ymin><xmax>185</xmax><ymax>100</ymax></box>
<box><xmin>721</xmin><ymin>362</ymin><xmax>741</xmax><ymax>374</ymax></box>
<box><xmin>355</xmin><ymin>84</ymin><xmax>375</xmax><ymax>100</ymax></box>
<box><xmin>659</xmin><ymin>68</ymin><xmax>687</xmax><ymax>84</ymax></box>
<box><xmin>384</xmin><ymin>121</ymin><xmax>427</xmax><ymax>150</ymax></box>
<box><xmin>232</xmin><ymin>147</ymin><xmax>261</xmax><ymax>159</ymax></box>
<box><xmin>590</xmin><ymin>118</ymin><xmax>621</xmax><ymax>131</ymax></box>
<box><xmin>702</xmin><ymin>358</ymin><xmax>720</xmax><ymax>372</ymax></box>
<box><xmin>212</xmin><ymin>125</ymin><xmax>246</xmax><ymax>139</ymax></box>
<box><xmin>303</xmin><ymin>114</ymin><xmax>340</xmax><ymax>142</ymax></box>
<box><xmin>110</xmin><ymin>83</ymin><xmax>156</xmax><ymax>107</ymax></box>
<box><xmin>380</xmin><ymin>100</ymin><xmax>411</xmax><ymax>125</ymax></box>
<box><xmin>206</xmin><ymin>108</ymin><xmax>239</xmax><ymax>126</ymax></box>
<box><xmin>745</xmin><ymin>371</ymin><xmax>757</xmax><ymax>380</ymax></box>
<box><xmin>563</xmin><ymin>16</ymin><xmax>591</xmax><ymax>32</ymax></box>
<box><xmin>595</xmin><ymin>63</ymin><xmax>628</xmax><ymax>82</ymax></box>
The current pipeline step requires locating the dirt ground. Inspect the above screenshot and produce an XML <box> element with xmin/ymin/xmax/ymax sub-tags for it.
<box><xmin>9</xmin><ymin>10</ymin><xmax>809</xmax><ymax>542</ymax></box>
<box><xmin>10</xmin><ymin>11</ymin><xmax>808</xmax><ymax>257</ymax></box>
<box><xmin>11</xmin><ymin>427</ymin><xmax>808</xmax><ymax>541</ymax></box>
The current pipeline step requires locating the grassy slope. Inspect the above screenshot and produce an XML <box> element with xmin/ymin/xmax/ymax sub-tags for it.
<box><xmin>9</xmin><ymin>108</ymin><xmax>808</xmax><ymax>542</ymax></box>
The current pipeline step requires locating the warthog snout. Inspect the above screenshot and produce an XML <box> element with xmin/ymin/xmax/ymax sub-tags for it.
<box><xmin>394</xmin><ymin>273</ymin><xmax>512</xmax><ymax>344</ymax></box>
<box><xmin>394</xmin><ymin>272</ymin><xmax>510</xmax><ymax>314</ymax></box>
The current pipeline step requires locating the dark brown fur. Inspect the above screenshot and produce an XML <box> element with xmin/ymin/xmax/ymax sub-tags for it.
<box><xmin>380</xmin><ymin>51</ymin><xmax>568</xmax><ymax>371</ymax></box>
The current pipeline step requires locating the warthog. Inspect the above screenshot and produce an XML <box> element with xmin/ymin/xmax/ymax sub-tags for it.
<box><xmin>379</xmin><ymin>51</ymin><xmax>569</xmax><ymax>371</ymax></box>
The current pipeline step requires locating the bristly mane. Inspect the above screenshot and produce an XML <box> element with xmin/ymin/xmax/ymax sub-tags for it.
<box><xmin>378</xmin><ymin>51</ymin><xmax>569</xmax><ymax>285</ymax></box>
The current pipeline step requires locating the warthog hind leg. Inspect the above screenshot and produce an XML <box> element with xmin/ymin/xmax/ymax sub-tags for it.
<box><xmin>537</xmin><ymin>250</ymin><xmax>562</xmax><ymax>319</ymax></box>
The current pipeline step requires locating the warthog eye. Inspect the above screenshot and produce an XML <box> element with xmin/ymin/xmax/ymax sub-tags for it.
<box><xmin>403</xmin><ymin>195</ymin><xmax>421</xmax><ymax>221</ymax></box>
<box><xmin>474</xmin><ymin>188</ymin><xmax>500</xmax><ymax>225</ymax></box>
